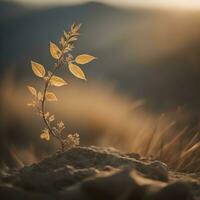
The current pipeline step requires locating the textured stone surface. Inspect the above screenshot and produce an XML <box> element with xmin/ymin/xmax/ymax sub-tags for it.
<box><xmin>0</xmin><ymin>146</ymin><xmax>199</xmax><ymax>200</ymax></box>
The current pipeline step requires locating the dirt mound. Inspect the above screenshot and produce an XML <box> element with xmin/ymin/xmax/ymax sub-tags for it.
<box><xmin>0</xmin><ymin>146</ymin><xmax>199</xmax><ymax>199</ymax></box>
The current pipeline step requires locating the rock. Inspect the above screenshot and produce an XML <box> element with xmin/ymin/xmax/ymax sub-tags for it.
<box><xmin>147</xmin><ymin>161</ymin><xmax>168</xmax><ymax>182</ymax></box>
<box><xmin>61</xmin><ymin>169</ymin><xmax>192</xmax><ymax>200</ymax></box>
<box><xmin>0</xmin><ymin>146</ymin><xmax>199</xmax><ymax>200</ymax></box>
<box><xmin>126</xmin><ymin>153</ymin><xmax>141</xmax><ymax>160</ymax></box>
<box><xmin>0</xmin><ymin>183</ymin><xmax>55</xmax><ymax>200</ymax></box>
<box><xmin>154</xmin><ymin>182</ymin><xmax>193</xmax><ymax>200</ymax></box>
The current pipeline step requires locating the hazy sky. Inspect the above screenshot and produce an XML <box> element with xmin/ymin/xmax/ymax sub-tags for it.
<box><xmin>10</xmin><ymin>0</ymin><xmax>200</xmax><ymax>10</ymax></box>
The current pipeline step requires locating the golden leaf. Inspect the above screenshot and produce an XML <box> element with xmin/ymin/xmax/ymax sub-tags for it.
<box><xmin>27</xmin><ymin>86</ymin><xmax>37</xmax><ymax>96</ymax></box>
<box><xmin>64</xmin><ymin>31</ymin><xmax>69</xmax><ymax>40</ymax></box>
<box><xmin>57</xmin><ymin>121</ymin><xmax>65</xmax><ymax>129</ymax></box>
<box><xmin>75</xmin><ymin>54</ymin><xmax>96</xmax><ymax>65</ymax></box>
<box><xmin>46</xmin><ymin>91</ymin><xmax>58</xmax><ymax>101</ymax></box>
<box><xmin>50</xmin><ymin>41</ymin><xmax>62</xmax><ymax>59</ymax></box>
<box><xmin>44</xmin><ymin>112</ymin><xmax>50</xmax><ymax>119</ymax></box>
<box><xmin>60</xmin><ymin>36</ymin><xmax>65</xmax><ymax>47</ymax></box>
<box><xmin>40</xmin><ymin>129</ymin><xmax>50</xmax><ymax>141</ymax></box>
<box><xmin>49</xmin><ymin>115</ymin><xmax>55</xmax><ymax>122</ymax></box>
<box><xmin>31</xmin><ymin>61</ymin><xmax>46</xmax><ymax>78</ymax></box>
<box><xmin>68</xmin><ymin>36</ymin><xmax>78</xmax><ymax>43</ymax></box>
<box><xmin>71</xmin><ymin>24</ymin><xmax>81</xmax><ymax>33</ymax></box>
<box><xmin>64</xmin><ymin>44</ymin><xmax>74</xmax><ymax>53</ymax></box>
<box><xmin>38</xmin><ymin>91</ymin><xmax>43</xmax><ymax>101</ymax></box>
<box><xmin>50</xmin><ymin>75</ymin><xmax>67</xmax><ymax>87</ymax></box>
<box><xmin>68</xmin><ymin>62</ymin><xmax>86</xmax><ymax>80</ymax></box>
<box><xmin>27</xmin><ymin>102</ymin><xmax>35</xmax><ymax>107</ymax></box>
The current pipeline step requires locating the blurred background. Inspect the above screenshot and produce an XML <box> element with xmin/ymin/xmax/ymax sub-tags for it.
<box><xmin>0</xmin><ymin>0</ymin><xmax>200</xmax><ymax>171</ymax></box>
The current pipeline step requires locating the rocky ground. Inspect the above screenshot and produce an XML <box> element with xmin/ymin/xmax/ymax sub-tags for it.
<box><xmin>0</xmin><ymin>146</ymin><xmax>199</xmax><ymax>200</ymax></box>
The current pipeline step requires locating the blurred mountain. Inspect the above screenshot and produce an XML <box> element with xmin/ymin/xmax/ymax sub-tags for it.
<box><xmin>1</xmin><ymin>1</ymin><xmax>200</xmax><ymax>111</ymax></box>
<box><xmin>0</xmin><ymin>1</ymin><xmax>34</xmax><ymax>22</ymax></box>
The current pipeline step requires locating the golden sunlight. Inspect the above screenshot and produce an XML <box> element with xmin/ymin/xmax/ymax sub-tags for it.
<box><xmin>11</xmin><ymin>0</ymin><xmax>200</xmax><ymax>10</ymax></box>
<box><xmin>113</xmin><ymin>0</ymin><xmax>200</xmax><ymax>10</ymax></box>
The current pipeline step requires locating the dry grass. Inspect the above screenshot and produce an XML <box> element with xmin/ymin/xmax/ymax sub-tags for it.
<box><xmin>0</xmin><ymin>74</ymin><xmax>199</xmax><ymax>172</ymax></box>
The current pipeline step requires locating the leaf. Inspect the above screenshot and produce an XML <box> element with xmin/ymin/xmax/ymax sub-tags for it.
<box><xmin>68</xmin><ymin>36</ymin><xmax>78</xmax><ymax>43</ymax></box>
<box><xmin>64</xmin><ymin>44</ymin><xmax>74</xmax><ymax>53</ymax></box>
<box><xmin>60</xmin><ymin>36</ymin><xmax>65</xmax><ymax>47</ymax></box>
<box><xmin>71</xmin><ymin>24</ymin><xmax>81</xmax><ymax>34</ymax></box>
<box><xmin>75</xmin><ymin>54</ymin><xmax>96</xmax><ymax>65</ymax></box>
<box><xmin>27</xmin><ymin>102</ymin><xmax>35</xmax><ymax>107</ymax></box>
<box><xmin>64</xmin><ymin>31</ymin><xmax>69</xmax><ymax>40</ymax></box>
<box><xmin>38</xmin><ymin>91</ymin><xmax>43</xmax><ymax>101</ymax></box>
<box><xmin>68</xmin><ymin>62</ymin><xmax>86</xmax><ymax>80</ymax></box>
<box><xmin>46</xmin><ymin>91</ymin><xmax>58</xmax><ymax>101</ymax></box>
<box><xmin>31</xmin><ymin>61</ymin><xmax>46</xmax><ymax>77</ymax></box>
<box><xmin>57</xmin><ymin>121</ymin><xmax>65</xmax><ymax>129</ymax></box>
<box><xmin>40</xmin><ymin>129</ymin><xmax>50</xmax><ymax>141</ymax></box>
<box><xmin>27</xmin><ymin>86</ymin><xmax>37</xmax><ymax>96</ymax></box>
<box><xmin>50</xmin><ymin>75</ymin><xmax>67</xmax><ymax>87</ymax></box>
<box><xmin>49</xmin><ymin>115</ymin><xmax>55</xmax><ymax>122</ymax></box>
<box><xmin>50</xmin><ymin>41</ymin><xmax>62</xmax><ymax>59</ymax></box>
<box><xmin>44</xmin><ymin>112</ymin><xmax>50</xmax><ymax>119</ymax></box>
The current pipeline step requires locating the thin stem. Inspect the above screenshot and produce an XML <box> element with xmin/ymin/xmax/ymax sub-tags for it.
<box><xmin>41</xmin><ymin>58</ymin><xmax>65</xmax><ymax>151</ymax></box>
<box><xmin>38</xmin><ymin>25</ymin><xmax>81</xmax><ymax>152</ymax></box>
